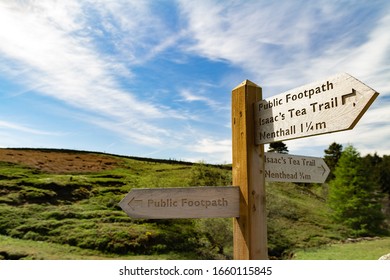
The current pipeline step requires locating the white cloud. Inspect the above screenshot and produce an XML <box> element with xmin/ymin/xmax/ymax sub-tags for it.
<box><xmin>176</xmin><ymin>0</ymin><xmax>390</xmax><ymax>161</ymax></box>
<box><xmin>85</xmin><ymin>0</ymin><xmax>186</xmax><ymax>65</ymax></box>
<box><xmin>178</xmin><ymin>89</ymin><xmax>221</xmax><ymax>109</ymax></box>
<box><xmin>0</xmin><ymin>120</ymin><xmax>63</xmax><ymax>136</ymax></box>
<box><xmin>189</xmin><ymin>138</ymin><xmax>232</xmax><ymax>163</ymax></box>
<box><xmin>0</xmin><ymin>1</ymin><xmax>389</xmax><ymax>163</ymax></box>
<box><xmin>0</xmin><ymin>0</ymin><xmax>189</xmax><ymax>148</ymax></box>
<box><xmin>193</xmin><ymin>138</ymin><xmax>231</xmax><ymax>154</ymax></box>
<box><xmin>178</xmin><ymin>1</ymin><xmax>324</xmax><ymax>72</ymax></box>
<box><xmin>178</xmin><ymin>1</ymin><xmax>390</xmax><ymax>95</ymax></box>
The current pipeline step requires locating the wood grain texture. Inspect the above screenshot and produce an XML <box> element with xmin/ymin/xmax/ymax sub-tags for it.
<box><xmin>255</xmin><ymin>73</ymin><xmax>379</xmax><ymax>144</ymax></box>
<box><xmin>264</xmin><ymin>152</ymin><xmax>330</xmax><ymax>183</ymax></box>
<box><xmin>232</xmin><ymin>80</ymin><xmax>268</xmax><ymax>260</ymax></box>
<box><xmin>119</xmin><ymin>186</ymin><xmax>239</xmax><ymax>219</ymax></box>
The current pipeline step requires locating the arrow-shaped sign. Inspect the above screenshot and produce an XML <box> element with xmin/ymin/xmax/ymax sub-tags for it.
<box><xmin>119</xmin><ymin>186</ymin><xmax>239</xmax><ymax>219</ymax></box>
<box><xmin>264</xmin><ymin>152</ymin><xmax>330</xmax><ymax>183</ymax></box>
<box><xmin>255</xmin><ymin>73</ymin><xmax>379</xmax><ymax>144</ymax></box>
<box><xmin>119</xmin><ymin>155</ymin><xmax>330</xmax><ymax>219</ymax></box>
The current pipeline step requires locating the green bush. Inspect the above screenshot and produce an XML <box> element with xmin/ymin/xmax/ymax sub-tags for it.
<box><xmin>190</xmin><ymin>163</ymin><xmax>232</xmax><ymax>186</ymax></box>
<box><xmin>19</xmin><ymin>187</ymin><xmax>57</xmax><ymax>201</ymax></box>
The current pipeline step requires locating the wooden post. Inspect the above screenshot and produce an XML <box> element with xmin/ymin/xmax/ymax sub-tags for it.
<box><xmin>232</xmin><ymin>80</ymin><xmax>267</xmax><ymax>260</ymax></box>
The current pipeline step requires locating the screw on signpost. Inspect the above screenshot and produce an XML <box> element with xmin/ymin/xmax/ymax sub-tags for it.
<box><xmin>231</xmin><ymin>80</ymin><xmax>268</xmax><ymax>260</ymax></box>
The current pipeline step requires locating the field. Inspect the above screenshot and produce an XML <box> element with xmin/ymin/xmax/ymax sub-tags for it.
<box><xmin>0</xmin><ymin>148</ymin><xmax>388</xmax><ymax>260</ymax></box>
<box><xmin>294</xmin><ymin>237</ymin><xmax>390</xmax><ymax>260</ymax></box>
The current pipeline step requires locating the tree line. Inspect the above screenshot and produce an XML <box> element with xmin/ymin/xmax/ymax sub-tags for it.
<box><xmin>269</xmin><ymin>141</ymin><xmax>390</xmax><ymax>237</ymax></box>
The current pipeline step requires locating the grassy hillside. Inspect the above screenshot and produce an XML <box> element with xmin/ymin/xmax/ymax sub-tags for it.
<box><xmin>293</xmin><ymin>237</ymin><xmax>390</xmax><ymax>260</ymax></box>
<box><xmin>0</xmin><ymin>148</ymin><xmax>375</xmax><ymax>259</ymax></box>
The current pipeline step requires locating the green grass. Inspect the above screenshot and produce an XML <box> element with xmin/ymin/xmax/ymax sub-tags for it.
<box><xmin>0</xmin><ymin>148</ymin><xmax>388</xmax><ymax>259</ymax></box>
<box><xmin>294</xmin><ymin>237</ymin><xmax>390</xmax><ymax>260</ymax></box>
<box><xmin>266</xmin><ymin>182</ymin><xmax>348</xmax><ymax>257</ymax></box>
<box><xmin>0</xmin><ymin>235</ymin><xmax>195</xmax><ymax>260</ymax></box>
<box><xmin>0</xmin><ymin>153</ymin><xmax>234</xmax><ymax>259</ymax></box>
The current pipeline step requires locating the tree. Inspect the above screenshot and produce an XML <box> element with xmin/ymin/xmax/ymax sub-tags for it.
<box><xmin>268</xmin><ymin>141</ymin><xmax>288</xmax><ymax>154</ymax></box>
<box><xmin>324</xmin><ymin>142</ymin><xmax>342</xmax><ymax>181</ymax></box>
<box><xmin>379</xmin><ymin>155</ymin><xmax>390</xmax><ymax>195</ymax></box>
<box><xmin>362</xmin><ymin>153</ymin><xmax>382</xmax><ymax>190</ymax></box>
<box><xmin>327</xmin><ymin>145</ymin><xmax>385</xmax><ymax>236</ymax></box>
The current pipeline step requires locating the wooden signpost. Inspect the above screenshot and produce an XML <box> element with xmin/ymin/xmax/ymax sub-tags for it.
<box><xmin>264</xmin><ymin>152</ymin><xmax>330</xmax><ymax>183</ymax></box>
<box><xmin>230</xmin><ymin>74</ymin><xmax>378</xmax><ymax>260</ymax></box>
<box><xmin>255</xmin><ymin>73</ymin><xmax>379</xmax><ymax>144</ymax></box>
<box><xmin>119</xmin><ymin>72</ymin><xmax>379</xmax><ymax>261</ymax></box>
<box><xmin>231</xmin><ymin>80</ymin><xmax>267</xmax><ymax>260</ymax></box>
<box><xmin>118</xmin><ymin>154</ymin><xmax>330</xmax><ymax>220</ymax></box>
<box><xmin>119</xmin><ymin>186</ymin><xmax>239</xmax><ymax>219</ymax></box>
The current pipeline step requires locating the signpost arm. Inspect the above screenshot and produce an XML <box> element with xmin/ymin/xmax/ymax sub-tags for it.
<box><xmin>232</xmin><ymin>80</ymin><xmax>267</xmax><ymax>260</ymax></box>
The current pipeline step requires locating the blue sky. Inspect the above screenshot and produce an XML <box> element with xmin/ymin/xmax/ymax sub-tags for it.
<box><xmin>0</xmin><ymin>0</ymin><xmax>389</xmax><ymax>163</ymax></box>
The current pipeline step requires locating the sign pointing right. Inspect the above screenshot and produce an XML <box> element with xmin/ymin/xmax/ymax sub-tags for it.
<box><xmin>264</xmin><ymin>152</ymin><xmax>330</xmax><ymax>183</ymax></box>
<box><xmin>255</xmin><ymin>73</ymin><xmax>379</xmax><ymax>144</ymax></box>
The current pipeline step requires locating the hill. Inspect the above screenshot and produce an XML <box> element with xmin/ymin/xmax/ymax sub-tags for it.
<box><xmin>0</xmin><ymin>148</ymin><xmax>355</xmax><ymax>259</ymax></box>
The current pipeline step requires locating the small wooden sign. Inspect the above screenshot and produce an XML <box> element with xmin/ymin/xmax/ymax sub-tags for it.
<box><xmin>119</xmin><ymin>186</ymin><xmax>239</xmax><ymax>219</ymax></box>
<box><xmin>264</xmin><ymin>152</ymin><xmax>330</xmax><ymax>183</ymax></box>
<box><xmin>255</xmin><ymin>73</ymin><xmax>379</xmax><ymax>144</ymax></box>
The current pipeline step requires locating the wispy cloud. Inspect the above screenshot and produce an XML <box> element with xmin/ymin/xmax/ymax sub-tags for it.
<box><xmin>0</xmin><ymin>1</ymin><xmax>389</xmax><ymax>163</ymax></box>
<box><xmin>178</xmin><ymin>89</ymin><xmax>222</xmax><ymax>110</ymax></box>
<box><xmin>0</xmin><ymin>120</ymin><xmax>63</xmax><ymax>136</ymax></box>
<box><xmin>0</xmin><ymin>0</ymin><xmax>188</xmax><ymax>148</ymax></box>
<box><xmin>178</xmin><ymin>1</ymin><xmax>390</xmax><ymax>94</ymax></box>
<box><xmin>176</xmin><ymin>0</ymin><xmax>390</xmax><ymax>160</ymax></box>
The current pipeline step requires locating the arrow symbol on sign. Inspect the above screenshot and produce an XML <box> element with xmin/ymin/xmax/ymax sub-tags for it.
<box><xmin>342</xmin><ymin>88</ymin><xmax>357</xmax><ymax>106</ymax></box>
<box><xmin>318</xmin><ymin>164</ymin><xmax>327</xmax><ymax>176</ymax></box>
<box><xmin>127</xmin><ymin>197</ymin><xmax>143</xmax><ymax>210</ymax></box>
<box><xmin>119</xmin><ymin>187</ymin><xmax>240</xmax><ymax>219</ymax></box>
<box><xmin>264</xmin><ymin>153</ymin><xmax>330</xmax><ymax>183</ymax></box>
<box><xmin>255</xmin><ymin>73</ymin><xmax>379</xmax><ymax>144</ymax></box>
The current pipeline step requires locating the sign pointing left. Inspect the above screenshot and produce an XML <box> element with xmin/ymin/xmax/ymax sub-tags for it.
<box><xmin>119</xmin><ymin>186</ymin><xmax>239</xmax><ymax>219</ymax></box>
